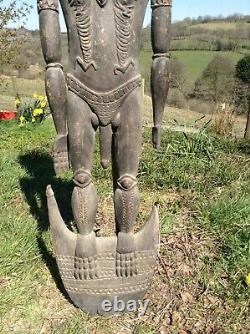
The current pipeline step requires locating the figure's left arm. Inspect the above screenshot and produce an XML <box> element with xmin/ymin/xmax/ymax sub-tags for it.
<box><xmin>151</xmin><ymin>0</ymin><xmax>172</xmax><ymax>149</ymax></box>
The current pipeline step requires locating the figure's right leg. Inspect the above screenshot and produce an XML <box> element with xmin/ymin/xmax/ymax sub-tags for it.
<box><xmin>67</xmin><ymin>90</ymin><xmax>98</xmax><ymax>265</ymax></box>
<box><xmin>112</xmin><ymin>86</ymin><xmax>143</xmax><ymax>277</ymax></box>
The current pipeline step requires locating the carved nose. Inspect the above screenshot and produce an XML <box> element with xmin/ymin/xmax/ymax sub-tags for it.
<box><xmin>96</xmin><ymin>0</ymin><xmax>108</xmax><ymax>7</ymax></box>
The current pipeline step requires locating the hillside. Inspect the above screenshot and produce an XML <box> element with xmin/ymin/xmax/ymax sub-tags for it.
<box><xmin>2</xmin><ymin>15</ymin><xmax>248</xmax><ymax>74</ymax></box>
<box><xmin>143</xmin><ymin>15</ymin><xmax>250</xmax><ymax>49</ymax></box>
<box><xmin>190</xmin><ymin>21</ymin><xmax>249</xmax><ymax>31</ymax></box>
<box><xmin>0</xmin><ymin>15</ymin><xmax>249</xmax><ymax>97</ymax></box>
<box><xmin>140</xmin><ymin>50</ymin><xmax>243</xmax><ymax>91</ymax></box>
<box><xmin>141</xmin><ymin>15</ymin><xmax>249</xmax><ymax>91</ymax></box>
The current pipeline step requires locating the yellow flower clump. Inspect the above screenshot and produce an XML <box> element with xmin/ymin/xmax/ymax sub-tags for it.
<box><xmin>15</xmin><ymin>98</ymin><xmax>21</xmax><ymax>108</ymax></box>
<box><xmin>19</xmin><ymin>115</ymin><xmax>26</xmax><ymax>127</ymax></box>
<box><xmin>246</xmin><ymin>273</ymin><xmax>250</xmax><ymax>287</ymax></box>
<box><xmin>17</xmin><ymin>93</ymin><xmax>48</xmax><ymax>126</ymax></box>
<box><xmin>33</xmin><ymin>108</ymin><xmax>44</xmax><ymax>117</ymax></box>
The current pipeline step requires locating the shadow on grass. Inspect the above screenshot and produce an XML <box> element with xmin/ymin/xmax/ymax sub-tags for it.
<box><xmin>237</xmin><ymin>139</ymin><xmax>250</xmax><ymax>155</ymax></box>
<box><xmin>18</xmin><ymin>150</ymin><xmax>74</xmax><ymax>303</ymax></box>
<box><xmin>19</xmin><ymin>151</ymin><xmax>73</xmax><ymax>231</ymax></box>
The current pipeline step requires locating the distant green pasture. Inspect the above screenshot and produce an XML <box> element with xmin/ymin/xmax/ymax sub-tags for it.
<box><xmin>190</xmin><ymin>21</ymin><xmax>250</xmax><ymax>31</ymax></box>
<box><xmin>140</xmin><ymin>49</ymin><xmax>244</xmax><ymax>89</ymax></box>
<box><xmin>172</xmin><ymin>50</ymin><xmax>243</xmax><ymax>80</ymax></box>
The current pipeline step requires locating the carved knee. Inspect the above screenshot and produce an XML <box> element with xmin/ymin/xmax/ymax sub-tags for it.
<box><xmin>45</xmin><ymin>65</ymin><xmax>65</xmax><ymax>92</ymax></box>
<box><xmin>117</xmin><ymin>174</ymin><xmax>137</xmax><ymax>191</ymax></box>
<box><xmin>73</xmin><ymin>169</ymin><xmax>92</xmax><ymax>188</ymax></box>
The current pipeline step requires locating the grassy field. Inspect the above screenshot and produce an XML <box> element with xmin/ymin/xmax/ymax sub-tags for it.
<box><xmin>171</xmin><ymin>51</ymin><xmax>243</xmax><ymax>81</ymax></box>
<box><xmin>190</xmin><ymin>21</ymin><xmax>250</xmax><ymax>31</ymax></box>
<box><xmin>140</xmin><ymin>50</ymin><xmax>243</xmax><ymax>86</ymax></box>
<box><xmin>0</xmin><ymin>76</ymin><xmax>45</xmax><ymax>99</ymax></box>
<box><xmin>0</xmin><ymin>119</ymin><xmax>249</xmax><ymax>333</ymax></box>
<box><xmin>142</xmin><ymin>96</ymin><xmax>247</xmax><ymax>139</ymax></box>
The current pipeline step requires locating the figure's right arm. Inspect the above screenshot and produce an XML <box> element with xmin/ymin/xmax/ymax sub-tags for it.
<box><xmin>150</xmin><ymin>0</ymin><xmax>172</xmax><ymax>149</ymax></box>
<box><xmin>37</xmin><ymin>0</ymin><xmax>67</xmax><ymax>137</ymax></box>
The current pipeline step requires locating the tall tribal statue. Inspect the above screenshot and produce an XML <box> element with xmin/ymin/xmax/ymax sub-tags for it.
<box><xmin>38</xmin><ymin>0</ymin><xmax>171</xmax><ymax>314</ymax></box>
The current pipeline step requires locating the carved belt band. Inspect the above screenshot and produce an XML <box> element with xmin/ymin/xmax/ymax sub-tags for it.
<box><xmin>151</xmin><ymin>0</ymin><xmax>172</xmax><ymax>9</ymax></box>
<box><xmin>67</xmin><ymin>74</ymin><xmax>142</xmax><ymax>126</ymax></box>
<box><xmin>37</xmin><ymin>0</ymin><xmax>59</xmax><ymax>13</ymax></box>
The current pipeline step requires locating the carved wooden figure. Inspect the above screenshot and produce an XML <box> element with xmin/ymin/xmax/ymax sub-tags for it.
<box><xmin>38</xmin><ymin>0</ymin><xmax>171</xmax><ymax>314</ymax></box>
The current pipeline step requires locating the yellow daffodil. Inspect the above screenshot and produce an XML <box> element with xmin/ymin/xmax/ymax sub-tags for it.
<box><xmin>40</xmin><ymin>100</ymin><xmax>47</xmax><ymax>108</ymax></box>
<box><xmin>15</xmin><ymin>98</ymin><xmax>21</xmax><ymax>107</ymax></box>
<box><xmin>246</xmin><ymin>273</ymin><xmax>250</xmax><ymax>287</ymax></box>
<box><xmin>33</xmin><ymin>93</ymin><xmax>38</xmax><ymax>99</ymax></box>
<box><xmin>19</xmin><ymin>115</ymin><xmax>26</xmax><ymax>127</ymax></box>
<box><xmin>38</xmin><ymin>95</ymin><xmax>45</xmax><ymax>101</ymax></box>
<box><xmin>33</xmin><ymin>108</ymin><xmax>43</xmax><ymax>117</ymax></box>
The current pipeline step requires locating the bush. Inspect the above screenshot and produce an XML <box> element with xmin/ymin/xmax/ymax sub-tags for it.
<box><xmin>209</xmin><ymin>104</ymin><xmax>235</xmax><ymax>137</ymax></box>
<box><xmin>167</xmin><ymin>89</ymin><xmax>187</xmax><ymax>109</ymax></box>
<box><xmin>234</xmin><ymin>79</ymin><xmax>249</xmax><ymax>115</ymax></box>
<box><xmin>194</xmin><ymin>55</ymin><xmax>235</xmax><ymax>104</ymax></box>
<box><xmin>170</xmin><ymin>58</ymin><xmax>190</xmax><ymax>96</ymax></box>
<box><xmin>235</xmin><ymin>55</ymin><xmax>250</xmax><ymax>138</ymax></box>
<box><xmin>236</xmin><ymin>55</ymin><xmax>250</xmax><ymax>84</ymax></box>
<box><xmin>188</xmin><ymin>99</ymin><xmax>215</xmax><ymax>114</ymax></box>
<box><xmin>0</xmin><ymin>2</ymin><xmax>31</xmax><ymax>70</ymax></box>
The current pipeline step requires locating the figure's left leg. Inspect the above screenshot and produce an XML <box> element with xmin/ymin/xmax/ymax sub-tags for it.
<box><xmin>112</xmin><ymin>86</ymin><xmax>142</xmax><ymax>277</ymax></box>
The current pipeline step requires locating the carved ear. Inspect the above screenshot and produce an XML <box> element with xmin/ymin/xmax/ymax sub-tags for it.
<box><xmin>46</xmin><ymin>185</ymin><xmax>76</xmax><ymax>256</ymax></box>
<box><xmin>135</xmin><ymin>206</ymin><xmax>160</xmax><ymax>251</ymax></box>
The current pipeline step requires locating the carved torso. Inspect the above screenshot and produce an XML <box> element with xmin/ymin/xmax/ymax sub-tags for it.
<box><xmin>59</xmin><ymin>0</ymin><xmax>148</xmax><ymax>91</ymax></box>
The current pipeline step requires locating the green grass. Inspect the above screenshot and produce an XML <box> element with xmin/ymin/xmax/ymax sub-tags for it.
<box><xmin>0</xmin><ymin>95</ymin><xmax>15</xmax><ymax>110</ymax></box>
<box><xmin>0</xmin><ymin>76</ymin><xmax>45</xmax><ymax>98</ymax></box>
<box><xmin>140</xmin><ymin>49</ymin><xmax>243</xmax><ymax>91</ymax></box>
<box><xmin>190</xmin><ymin>21</ymin><xmax>250</xmax><ymax>31</ymax></box>
<box><xmin>0</xmin><ymin>119</ymin><xmax>249</xmax><ymax>333</ymax></box>
<box><xmin>172</xmin><ymin>50</ymin><xmax>243</xmax><ymax>80</ymax></box>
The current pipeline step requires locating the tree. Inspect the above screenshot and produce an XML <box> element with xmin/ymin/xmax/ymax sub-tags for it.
<box><xmin>194</xmin><ymin>55</ymin><xmax>235</xmax><ymax>104</ymax></box>
<box><xmin>170</xmin><ymin>58</ymin><xmax>189</xmax><ymax>96</ymax></box>
<box><xmin>0</xmin><ymin>0</ymin><xmax>31</xmax><ymax>72</ymax></box>
<box><xmin>236</xmin><ymin>56</ymin><xmax>250</xmax><ymax>139</ymax></box>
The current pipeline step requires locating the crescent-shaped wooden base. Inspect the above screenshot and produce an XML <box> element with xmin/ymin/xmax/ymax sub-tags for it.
<box><xmin>47</xmin><ymin>186</ymin><xmax>159</xmax><ymax>315</ymax></box>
